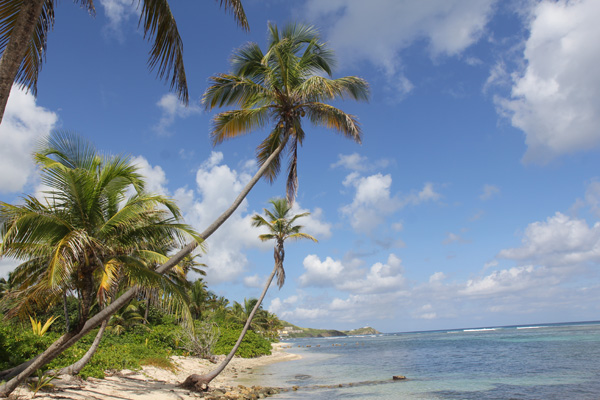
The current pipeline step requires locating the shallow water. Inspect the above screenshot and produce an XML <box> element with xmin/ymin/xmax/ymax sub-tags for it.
<box><xmin>245</xmin><ymin>322</ymin><xmax>600</xmax><ymax>399</ymax></box>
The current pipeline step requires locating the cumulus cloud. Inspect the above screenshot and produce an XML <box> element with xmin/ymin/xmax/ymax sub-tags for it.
<box><xmin>299</xmin><ymin>253</ymin><xmax>405</xmax><ymax>296</ymax></box>
<box><xmin>298</xmin><ymin>255</ymin><xmax>344</xmax><ymax>287</ymax></box>
<box><xmin>290</xmin><ymin>203</ymin><xmax>332</xmax><ymax>240</ymax></box>
<box><xmin>0</xmin><ymin>86</ymin><xmax>58</xmax><ymax>194</ymax></box>
<box><xmin>172</xmin><ymin>152</ymin><xmax>258</xmax><ymax>283</ymax></box>
<box><xmin>131</xmin><ymin>156</ymin><xmax>169</xmax><ymax>195</ymax></box>
<box><xmin>460</xmin><ymin>265</ymin><xmax>554</xmax><ymax>296</ymax></box>
<box><xmin>172</xmin><ymin>152</ymin><xmax>331</xmax><ymax>284</ymax></box>
<box><xmin>498</xmin><ymin>0</ymin><xmax>600</xmax><ymax>162</ymax></box>
<box><xmin>154</xmin><ymin>93</ymin><xmax>202</xmax><ymax>136</ymax></box>
<box><xmin>341</xmin><ymin>172</ymin><xmax>441</xmax><ymax>233</ymax></box>
<box><xmin>337</xmin><ymin>254</ymin><xmax>405</xmax><ymax>294</ymax></box>
<box><xmin>243</xmin><ymin>274</ymin><xmax>264</xmax><ymax>289</ymax></box>
<box><xmin>498</xmin><ymin>212</ymin><xmax>600</xmax><ymax>269</ymax></box>
<box><xmin>305</xmin><ymin>0</ymin><xmax>496</xmax><ymax>95</ymax></box>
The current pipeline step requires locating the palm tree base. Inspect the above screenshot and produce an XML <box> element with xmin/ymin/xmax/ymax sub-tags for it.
<box><xmin>180</xmin><ymin>374</ymin><xmax>211</xmax><ymax>391</ymax></box>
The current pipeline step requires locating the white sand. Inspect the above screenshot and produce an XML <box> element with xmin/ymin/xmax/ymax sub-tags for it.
<box><xmin>11</xmin><ymin>343</ymin><xmax>300</xmax><ymax>400</ymax></box>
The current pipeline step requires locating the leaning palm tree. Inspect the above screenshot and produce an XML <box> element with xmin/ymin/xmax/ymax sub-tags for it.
<box><xmin>0</xmin><ymin>22</ymin><xmax>367</xmax><ymax>396</ymax></box>
<box><xmin>182</xmin><ymin>197</ymin><xmax>317</xmax><ymax>390</ymax></box>
<box><xmin>0</xmin><ymin>0</ymin><xmax>248</xmax><ymax>124</ymax></box>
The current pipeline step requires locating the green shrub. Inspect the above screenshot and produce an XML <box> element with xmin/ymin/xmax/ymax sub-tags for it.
<box><xmin>213</xmin><ymin>326</ymin><xmax>271</xmax><ymax>358</ymax></box>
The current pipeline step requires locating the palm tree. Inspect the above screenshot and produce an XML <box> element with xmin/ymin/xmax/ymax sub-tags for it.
<box><xmin>262</xmin><ymin>311</ymin><xmax>283</xmax><ymax>340</ymax></box>
<box><xmin>188</xmin><ymin>278</ymin><xmax>212</xmax><ymax>320</ymax></box>
<box><xmin>0</xmin><ymin>22</ymin><xmax>367</xmax><ymax>396</ymax></box>
<box><xmin>0</xmin><ymin>0</ymin><xmax>248</xmax><ymax>125</ymax></box>
<box><xmin>203</xmin><ymin>22</ymin><xmax>369</xmax><ymax>202</ymax></box>
<box><xmin>0</xmin><ymin>277</ymin><xmax>7</xmax><ymax>300</ymax></box>
<box><xmin>0</xmin><ymin>132</ymin><xmax>200</xmax><ymax>328</ymax></box>
<box><xmin>228</xmin><ymin>298</ymin><xmax>264</xmax><ymax>331</ymax></box>
<box><xmin>182</xmin><ymin>197</ymin><xmax>317</xmax><ymax>389</ymax></box>
<box><xmin>0</xmin><ymin>131</ymin><xmax>201</xmax><ymax>383</ymax></box>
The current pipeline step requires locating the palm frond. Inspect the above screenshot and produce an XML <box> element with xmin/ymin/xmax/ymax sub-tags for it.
<box><xmin>203</xmin><ymin>74</ymin><xmax>269</xmax><ymax>110</ymax></box>
<box><xmin>216</xmin><ymin>0</ymin><xmax>248</xmax><ymax>31</ymax></box>
<box><xmin>11</xmin><ymin>0</ymin><xmax>55</xmax><ymax>95</ymax></box>
<box><xmin>297</xmin><ymin>76</ymin><xmax>369</xmax><ymax>103</ymax></box>
<box><xmin>210</xmin><ymin>107</ymin><xmax>270</xmax><ymax>145</ymax></box>
<box><xmin>306</xmin><ymin>102</ymin><xmax>362</xmax><ymax>144</ymax></box>
<box><xmin>139</xmin><ymin>0</ymin><xmax>188</xmax><ymax>103</ymax></box>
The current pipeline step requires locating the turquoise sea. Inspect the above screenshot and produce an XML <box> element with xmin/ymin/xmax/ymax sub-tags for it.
<box><xmin>244</xmin><ymin>321</ymin><xmax>600</xmax><ymax>399</ymax></box>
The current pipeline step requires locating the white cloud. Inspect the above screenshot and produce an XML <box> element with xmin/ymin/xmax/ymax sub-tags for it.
<box><xmin>460</xmin><ymin>265</ymin><xmax>551</xmax><ymax>296</ymax></box>
<box><xmin>337</xmin><ymin>254</ymin><xmax>405</xmax><ymax>294</ymax></box>
<box><xmin>290</xmin><ymin>203</ymin><xmax>332</xmax><ymax>240</ymax></box>
<box><xmin>429</xmin><ymin>272</ymin><xmax>446</xmax><ymax>284</ymax></box>
<box><xmin>0</xmin><ymin>86</ymin><xmax>58</xmax><ymax>193</ymax></box>
<box><xmin>298</xmin><ymin>255</ymin><xmax>344</xmax><ymax>287</ymax></box>
<box><xmin>172</xmin><ymin>152</ymin><xmax>258</xmax><ymax>283</ymax></box>
<box><xmin>305</xmin><ymin>0</ymin><xmax>496</xmax><ymax>95</ymax></box>
<box><xmin>99</xmin><ymin>0</ymin><xmax>139</xmax><ymax>41</ymax></box>
<box><xmin>173</xmin><ymin>153</ymin><xmax>330</xmax><ymax>284</ymax></box>
<box><xmin>480</xmin><ymin>184</ymin><xmax>500</xmax><ymax>201</ymax></box>
<box><xmin>299</xmin><ymin>253</ymin><xmax>405</xmax><ymax>295</ymax></box>
<box><xmin>0</xmin><ymin>257</ymin><xmax>18</xmax><ymax>279</ymax></box>
<box><xmin>498</xmin><ymin>212</ymin><xmax>600</xmax><ymax>269</ymax></box>
<box><xmin>331</xmin><ymin>153</ymin><xmax>369</xmax><ymax>171</ymax></box>
<box><xmin>341</xmin><ymin>173</ymin><xmax>440</xmax><ymax>233</ymax></box>
<box><xmin>154</xmin><ymin>93</ymin><xmax>202</xmax><ymax>136</ymax></box>
<box><xmin>331</xmin><ymin>153</ymin><xmax>392</xmax><ymax>172</ymax></box>
<box><xmin>243</xmin><ymin>274</ymin><xmax>264</xmax><ymax>289</ymax></box>
<box><xmin>131</xmin><ymin>156</ymin><xmax>169</xmax><ymax>195</ymax></box>
<box><xmin>498</xmin><ymin>0</ymin><xmax>600</xmax><ymax>162</ymax></box>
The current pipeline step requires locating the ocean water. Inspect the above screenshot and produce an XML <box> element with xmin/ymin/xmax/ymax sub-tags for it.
<box><xmin>242</xmin><ymin>321</ymin><xmax>600</xmax><ymax>399</ymax></box>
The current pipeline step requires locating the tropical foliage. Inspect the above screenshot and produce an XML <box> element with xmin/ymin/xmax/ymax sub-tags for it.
<box><xmin>0</xmin><ymin>132</ymin><xmax>200</xmax><ymax>331</ymax></box>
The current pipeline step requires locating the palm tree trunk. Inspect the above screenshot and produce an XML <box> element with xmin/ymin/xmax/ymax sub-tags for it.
<box><xmin>0</xmin><ymin>138</ymin><xmax>288</xmax><ymax>398</ymax></box>
<box><xmin>181</xmin><ymin>264</ymin><xmax>278</xmax><ymax>391</ymax></box>
<box><xmin>58</xmin><ymin>320</ymin><xmax>108</xmax><ymax>376</ymax></box>
<box><xmin>0</xmin><ymin>0</ymin><xmax>45</xmax><ymax>125</ymax></box>
<box><xmin>63</xmin><ymin>290</ymin><xmax>70</xmax><ymax>333</ymax></box>
<box><xmin>144</xmin><ymin>295</ymin><xmax>151</xmax><ymax>324</ymax></box>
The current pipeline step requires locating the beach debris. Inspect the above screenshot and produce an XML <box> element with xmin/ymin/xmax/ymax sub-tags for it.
<box><xmin>392</xmin><ymin>375</ymin><xmax>407</xmax><ymax>380</ymax></box>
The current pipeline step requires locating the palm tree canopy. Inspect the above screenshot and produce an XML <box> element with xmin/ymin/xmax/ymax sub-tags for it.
<box><xmin>203</xmin><ymin>22</ymin><xmax>369</xmax><ymax>202</ymax></box>
<box><xmin>0</xmin><ymin>131</ymin><xmax>202</xmax><ymax>321</ymax></box>
<box><xmin>0</xmin><ymin>0</ymin><xmax>248</xmax><ymax>103</ymax></box>
<box><xmin>251</xmin><ymin>197</ymin><xmax>317</xmax><ymax>288</ymax></box>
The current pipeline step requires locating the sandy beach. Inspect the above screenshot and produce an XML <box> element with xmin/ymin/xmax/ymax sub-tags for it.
<box><xmin>10</xmin><ymin>343</ymin><xmax>300</xmax><ymax>400</ymax></box>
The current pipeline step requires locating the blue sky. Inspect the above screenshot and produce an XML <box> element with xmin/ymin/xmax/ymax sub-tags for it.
<box><xmin>1</xmin><ymin>0</ymin><xmax>600</xmax><ymax>333</ymax></box>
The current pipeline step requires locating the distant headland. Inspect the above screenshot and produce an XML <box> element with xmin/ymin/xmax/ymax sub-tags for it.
<box><xmin>278</xmin><ymin>321</ymin><xmax>381</xmax><ymax>338</ymax></box>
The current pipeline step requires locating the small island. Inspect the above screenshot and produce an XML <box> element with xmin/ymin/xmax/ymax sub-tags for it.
<box><xmin>278</xmin><ymin>322</ymin><xmax>381</xmax><ymax>338</ymax></box>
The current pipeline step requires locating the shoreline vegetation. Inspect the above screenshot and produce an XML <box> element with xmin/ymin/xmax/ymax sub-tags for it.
<box><xmin>11</xmin><ymin>343</ymin><xmax>301</xmax><ymax>400</ymax></box>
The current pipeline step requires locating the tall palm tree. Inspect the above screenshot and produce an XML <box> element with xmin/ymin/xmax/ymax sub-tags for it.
<box><xmin>0</xmin><ymin>0</ymin><xmax>248</xmax><ymax>125</ymax></box>
<box><xmin>0</xmin><ymin>22</ymin><xmax>367</xmax><ymax>396</ymax></box>
<box><xmin>182</xmin><ymin>197</ymin><xmax>317</xmax><ymax>389</ymax></box>
<box><xmin>203</xmin><ymin>22</ymin><xmax>369</xmax><ymax>202</ymax></box>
